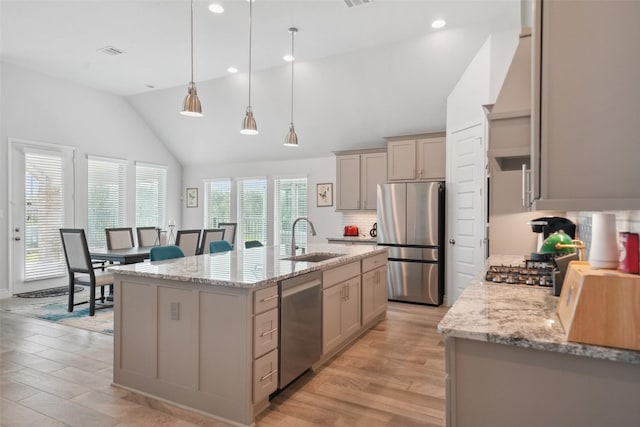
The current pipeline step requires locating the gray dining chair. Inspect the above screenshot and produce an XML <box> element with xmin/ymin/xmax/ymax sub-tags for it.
<box><xmin>137</xmin><ymin>226</ymin><xmax>160</xmax><ymax>247</ymax></box>
<box><xmin>218</xmin><ymin>222</ymin><xmax>237</xmax><ymax>246</ymax></box>
<box><xmin>105</xmin><ymin>227</ymin><xmax>134</xmax><ymax>250</ymax></box>
<box><xmin>60</xmin><ymin>228</ymin><xmax>114</xmax><ymax>316</ymax></box>
<box><xmin>175</xmin><ymin>229</ymin><xmax>201</xmax><ymax>256</ymax></box>
<box><xmin>199</xmin><ymin>229</ymin><xmax>226</xmax><ymax>254</ymax></box>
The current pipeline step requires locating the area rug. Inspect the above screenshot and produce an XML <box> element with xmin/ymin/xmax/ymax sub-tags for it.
<box><xmin>2</xmin><ymin>296</ymin><xmax>114</xmax><ymax>335</ymax></box>
<box><xmin>15</xmin><ymin>285</ymin><xmax>83</xmax><ymax>298</ymax></box>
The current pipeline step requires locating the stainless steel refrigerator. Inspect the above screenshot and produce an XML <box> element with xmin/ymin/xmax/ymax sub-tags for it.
<box><xmin>376</xmin><ymin>181</ymin><xmax>445</xmax><ymax>305</ymax></box>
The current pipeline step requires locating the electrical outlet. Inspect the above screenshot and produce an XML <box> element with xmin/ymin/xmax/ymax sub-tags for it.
<box><xmin>170</xmin><ymin>302</ymin><xmax>180</xmax><ymax>320</ymax></box>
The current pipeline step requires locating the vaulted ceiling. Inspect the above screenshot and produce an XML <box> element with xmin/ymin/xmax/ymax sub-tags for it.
<box><xmin>1</xmin><ymin>0</ymin><xmax>521</xmax><ymax>166</ymax></box>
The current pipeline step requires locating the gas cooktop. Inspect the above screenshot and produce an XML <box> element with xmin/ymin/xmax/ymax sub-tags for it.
<box><xmin>485</xmin><ymin>262</ymin><xmax>555</xmax><ymax>287</ymax></box>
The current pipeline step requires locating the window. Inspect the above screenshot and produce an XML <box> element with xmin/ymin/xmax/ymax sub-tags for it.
<box><xmin>23</xmin><ymin>152</ymin><xmax>67</xmax><ymax>280</ymax></box>
<box><xmin>87</xmin><ymin>156</ymin><xmax>126</xmax><ymax>248</ymax></box>
<box><xmin>136</xmin><ymin>162</ymin><xmax>167</xmax><ymax>228</ymax></box>
<box><xmin>238</xmin><ymin>178</ymin><xmax>267</xmax><ymax>246</ymax></box>
<box><xmin>275</xmin><ymin>177</ymin><xmax>307</xmax><ymax>256</ymax></box>
<box><xmin>204</xmin><ymin>179</ymin><xmax>231</xmax><ymax>228</ymax></box>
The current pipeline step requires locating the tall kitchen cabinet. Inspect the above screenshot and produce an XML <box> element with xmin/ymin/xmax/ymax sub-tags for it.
<box><xmin>335</xmin><ymin>148</ymin><xmax>387</xmax><ymax>210</ymax></box>
<box><xmin>386</xmin><ymin>132</ymin><xmax>446</xmax><ymax>181</ymax></box>
<box><xmin>528</xmin><ymin>0</ymin><xmax>640</xmax><ymax>210</ymax></box>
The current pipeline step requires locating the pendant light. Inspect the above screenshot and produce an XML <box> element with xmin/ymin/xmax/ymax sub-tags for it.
<box><xmin>284</xmin><ymin>27</ymin><xmax>298</xmax><ymax>147</ymax></box>
<box><xmin>240</xmin><ymin>0</ymin><xmax>258</xmax><ymax>135</ymax></box>
<box><xmin>181</xmin><ymin>0</ymin><xmax>202</xmax><ymax>117</ymax></box>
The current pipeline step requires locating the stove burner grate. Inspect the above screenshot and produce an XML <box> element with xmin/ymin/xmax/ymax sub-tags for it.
<box><xmin>485</xmin><ymin>262</ymin><xmax>554</xmax><ymax>287</ymax></box>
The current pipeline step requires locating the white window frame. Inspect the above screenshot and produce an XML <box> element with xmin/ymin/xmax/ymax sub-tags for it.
<box><xmin>135</xmin><ymin>161</ymin><xmax>167</xmax><ymax>229</ymax></box>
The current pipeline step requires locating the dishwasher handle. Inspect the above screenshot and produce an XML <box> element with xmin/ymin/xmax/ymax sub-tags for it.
<box><xmin>281</xmin><ymin>279</ymin><xmax>321</xmax><ymax>298</ymax></box>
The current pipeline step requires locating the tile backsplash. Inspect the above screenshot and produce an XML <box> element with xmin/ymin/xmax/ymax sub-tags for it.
<box><xmin>340</xmin><ymin>212</ymin><xmax>378</xmax><ymax>238</ymax></box>
<box><xmin>575</xmin><ymin>210</ymin><xmax>640</xmax><ymax>260</ymax></box>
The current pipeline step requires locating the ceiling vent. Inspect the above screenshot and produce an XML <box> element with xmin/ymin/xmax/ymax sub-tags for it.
<box><xmin>344</xmin><ymin>0</ymin><xmax>373</xmax><ymax>8</ymax></box>
<box><xmin>98</xmin><ymin>46</ymin><xmax>125</xmax><ymax>56</ymax></box>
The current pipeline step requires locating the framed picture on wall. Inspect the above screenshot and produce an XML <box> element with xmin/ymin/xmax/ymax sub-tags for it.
<box><xmin>186</xmin><ymin>188</ymin><xmax>198</xmax><ymax>208</ymax></box>
<box><xmin>316</xmin><ymin>183</ymin><xmax>333</xmax><ymax>207</ymax></box>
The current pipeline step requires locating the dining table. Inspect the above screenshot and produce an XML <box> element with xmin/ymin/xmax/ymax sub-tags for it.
<box><xmin>89</xmin><ymin>246</ymin><xmax>153</xmax><ymax>265</ymax></box>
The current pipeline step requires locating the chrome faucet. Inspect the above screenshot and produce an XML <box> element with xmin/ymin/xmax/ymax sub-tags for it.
<box><xmin>291</xmin><ymin>217</ymin><xmax>317</xmax><ymax>256</ymax></box>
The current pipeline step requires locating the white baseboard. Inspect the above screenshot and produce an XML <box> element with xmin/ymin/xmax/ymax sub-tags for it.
<box><xmin>0</xmin><ymin>289</ymin><xmax>13</xmax><ymax>300</ymax></box>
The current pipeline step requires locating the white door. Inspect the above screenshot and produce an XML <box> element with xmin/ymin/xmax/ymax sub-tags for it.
<box><xmin>10</xmin><ymin>139</ymin><xmax>76</xmax><ymax>294</ymax></box>
<box><xmin>446</xmin><ymin>123</ymin><xmax>486</xmax><ymax>305</ymax></box>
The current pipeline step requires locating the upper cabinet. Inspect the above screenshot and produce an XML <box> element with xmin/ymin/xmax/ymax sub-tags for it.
<box><xmin>335</xmin><ymin>149</ymin><xmax>387</xmax><ymax>211</ymax></box>
<box><xmin>528</xmin><ymin>0</ymin><xmax>640</xmax><ymax>210</ymax></box>
<box><xmin>386</xmin><ymin>132</ymin><xmax>446</xmax><ymax>181</ymax></box>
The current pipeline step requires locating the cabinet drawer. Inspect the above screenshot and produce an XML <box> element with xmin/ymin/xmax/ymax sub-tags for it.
<box><xmin>362</xmin><ymin>252</ymin><xmax>387</xmax><ymax>273</ymax></box>
<box><xmin>254</xmin><ymin>308</ymin><xmax>278</xmax><ymax>359</ymax></box>
<box><xmin>254</xmin><ymin>285</ymin><xmax>278</xmax><ymax>314</ymax></box>
<box><xmin>323</xmin><ymin>261</ymin><xmax>360</xmax><ymax>289</ymax></box>
<box><xmin>253</xmin><ymin>349</ymin><xmax>278</xmax><ymax>403</ymax></box>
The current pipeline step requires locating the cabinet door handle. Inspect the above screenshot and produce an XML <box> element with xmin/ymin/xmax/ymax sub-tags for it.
<box><xmin>261</xmin><ymin>294</ymin><xmax>278</xmax><ymax>302</ymax></box>
<box><xmin>363</xmin><ymin>199</ymin><xmax>366</xmax><ymax>209</ymax></box>
<box><xmin>346</xmin><ymin>284</ymin><xmax>350</xmax><ymax>299</ymax></box>
<box><xmin>260</xmin><ymin>327</ymin><xmax>278</xmax><ymax>337</ymax></box>
<box><xmin>260</xmin><ymin>369</ymin><xmax>278</xmax><ymax>381</ymax></box>
<box><xmin>521</xmin><ymin>163</ymin><xmax>527</xmax><ymax>207</ymax></box>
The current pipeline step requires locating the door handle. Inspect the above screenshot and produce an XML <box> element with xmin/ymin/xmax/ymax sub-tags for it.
<box><xmin>449</xmin><ymin>239</ymin><xmax>456</xmax><ymax>245</ymax></box>
<box><xmin>14</xmin><ymin>237</ymin><xmax>21</xmax><ymax>241</ymax></box>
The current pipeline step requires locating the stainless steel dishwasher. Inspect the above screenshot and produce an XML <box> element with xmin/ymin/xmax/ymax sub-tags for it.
<box><xmin>279</xmin><ymin>271</ymin><xmax>322</xmax><ymax>389</ymax></box>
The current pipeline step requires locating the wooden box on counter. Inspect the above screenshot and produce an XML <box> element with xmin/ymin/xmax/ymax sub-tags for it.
<box><xmin>557</xmin><ymin>261</ymin><xmax>640</xmax><ymax>351</ymax></box>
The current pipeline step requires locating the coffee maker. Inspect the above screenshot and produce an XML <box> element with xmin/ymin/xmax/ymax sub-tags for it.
<box><xmin>529</xmin><ymin>216</ymin><xmax>576</xmax><ymax>253</ymax></box>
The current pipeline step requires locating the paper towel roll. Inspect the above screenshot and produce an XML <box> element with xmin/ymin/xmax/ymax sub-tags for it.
<box><xmin>589</xmin><ymin>213</ymin><xmax>619</xmax><ymax>269</ymax></box>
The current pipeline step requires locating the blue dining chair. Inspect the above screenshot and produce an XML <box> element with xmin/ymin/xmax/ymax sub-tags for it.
<box><xmin>209</xmin><ymin>240</ymin><xmax>233</xmax><ymax>253</ymax></box>
<box><xmin>244</xmin><ymin>240</ymin><xmax>263</xmax><ymax>249</ymax></box>
<box><xmin>150</xmin><ymin>245</ymin><xmax>185</xmax><ymax>261</ymax></box>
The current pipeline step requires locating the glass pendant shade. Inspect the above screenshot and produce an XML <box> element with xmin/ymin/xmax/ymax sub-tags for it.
<box><xmin>181</xmin><ymin>82</ymin><xmax>202</xmax><ymax>117</ymax></box>
<box><xmin>240</xmin><ymin>107</ymin><xmax>258</xmax><ymax>135</ymax></box>
<box><xmin>284</xmin><ymin>124</ymin><xmax>298</xmax><ymax>147</ymax></box>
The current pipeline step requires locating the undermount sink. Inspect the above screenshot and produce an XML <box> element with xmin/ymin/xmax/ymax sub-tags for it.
<box><xmin>282</xmin><ymin>252</ymin><xmax>345</xmax><ymax>262</ymax></box>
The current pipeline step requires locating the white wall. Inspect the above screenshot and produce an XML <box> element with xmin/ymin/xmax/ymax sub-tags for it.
<box><xmin>0</xmin><ymin>62</ymin><xmax>183</xmax><ymax>297</ymax></box>
<box><xmin>183</xmin><ymin>157</ymin><xmax>342</xmax><ymax>245</ymax></box>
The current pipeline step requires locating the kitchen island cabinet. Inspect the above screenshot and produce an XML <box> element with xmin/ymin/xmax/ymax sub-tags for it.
<box><xmin>438</xmin><ymin>269</ymin><xmax>640</xmax><ymax>427</ymax></box>
<box><xmin>109</xmin><ymin>244</ymin><xmax>388</xmax><ymax>426</ymax></box>
<box><xmin>529</xmin><ymin>0</ymin><xmax>640</xmax><ymax>210</ymax></box>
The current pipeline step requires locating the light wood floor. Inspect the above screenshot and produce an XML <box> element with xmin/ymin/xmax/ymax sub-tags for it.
<box><xmin>1</xmin><ymin>302</ymin><xmax>448</xmax><ymax>426</ymax></box>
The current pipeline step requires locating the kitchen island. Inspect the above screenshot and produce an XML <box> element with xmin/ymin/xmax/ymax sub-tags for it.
<box><xmin>109</xmin><ymin>244</ymin><xmax>388</xmax><ymax>426</ymax></box>
<box><xmin>438</xmin><ymin>259</ymin><xmax>640</xmax><ymax>427</ymax></box>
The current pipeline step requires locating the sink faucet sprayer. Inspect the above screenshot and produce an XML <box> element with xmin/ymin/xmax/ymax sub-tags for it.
<box><xmin>291</xmin><ymin>217</ymin><xmax>317</xmax><ymax>256</ymax></box>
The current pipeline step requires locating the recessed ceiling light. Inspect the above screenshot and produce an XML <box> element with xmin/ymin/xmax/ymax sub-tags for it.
<box><xmin>431</xmin><ymin>19</ymin><xmax>446</xmax><ymax>29</ymax></box>
<box><xmin>146</xmin><ymin>84</ymin><xmax>155</xmax><ymax>89</ymax></box>
<box><xmin>283</xmin><ymin>55</ymin><xmax>294</xmax><ymax>62</ymax></box>
<box><xmin>227</xmin><ymin>67</ymin><xmax>238</xmax><ymax>73</ymax></box>
<box><xmin>208</xmin><ymin>3</ymin><xmax>224</xmax><ymax>13</ymax></box>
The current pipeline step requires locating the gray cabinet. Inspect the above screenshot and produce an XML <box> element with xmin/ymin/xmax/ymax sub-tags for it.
<box><xmin>335</xmin><ymin>149</ymin><xmax>387</xmax><ymax>210</ymax></box>
<box><xmin>529</xmin><ymin>0</ymin><xmax>640</xmax><ymax>210</ymax></box>
<box><xmin>386</xmin><ymin>132</ymin><xmax>446</xmax><ymax>181</ymax></box>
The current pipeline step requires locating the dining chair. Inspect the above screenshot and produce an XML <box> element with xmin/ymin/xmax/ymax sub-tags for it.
<box><xmin>59</xmin><ymin>228</ymin><xmax>114</xmax><ymax>316</ymax></box>
<box><xmin>175</xmin><ymin>229</ymin><xmax>201</xmax><ymax>256</ymax></box>
<box><xmin>218</xmin><ymin>222</ymin><xmax>238</xmax><ymax>246</ymax></box>
<box><xmin>245</xmin><ymin>240</ymin><xmax>264</xmax><ymax>249</ymax></box>
<box><xmin>149</xmin><ymin>245</ymin><xmax>185</xmax><ymax>261</ymax></box>
<box><xmin>199</xmin><ymin>229</ymin><xmax>226</xmax><ymax>254</ymax></box>
<box><xmin>137</xmin><ymin>226</ymin><xmax>161</xmax><ymax>247</ymax></box>
<box><xmin>105</xmin><ymin>227</ymin><xmax>134</xmax><ymax>250</ymax></box>
<box><xmin>209</xmin><ymin>240</ymin><xmax>233</xmax><ymax>253</ymax></box>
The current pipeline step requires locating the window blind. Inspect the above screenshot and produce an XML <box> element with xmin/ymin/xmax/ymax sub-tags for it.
<box><xmin>238</xmin><ymin>178</ymin><xmax>267</xmax><ymax>246</ymax></box>
<box><xmin>275</xmin><ymin>177</ymin><xmax>308</xmax><ymax>256</ymax></box>
<box><xmin>204</xmin><ymin>179</ymin><xmax>231</xmax><ymax>228</ymax></box>
<box><xmin>24</xmin><ymin>152</ymin><xmax>67</xmax><ymax>280</ymax></box>
<box><xmin>87</xmin><ymin>156</ymin><xmax>127</xmax><ymax>249</ymax></box>
<box><xmin>136</xmin><ymin>162</ymin><xmax>167</xmax><ymax>229</ymax></box>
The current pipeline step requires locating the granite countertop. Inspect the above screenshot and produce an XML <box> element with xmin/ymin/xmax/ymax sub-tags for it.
<box><xmin>109</xmin><ymin>243</ymin><xmax>387</xmax><ymax>289</ymax></box>
<box><xmin>437</xmin><ymin>255</ymin><xmax>640</xmax><ymax>364</ymax></box>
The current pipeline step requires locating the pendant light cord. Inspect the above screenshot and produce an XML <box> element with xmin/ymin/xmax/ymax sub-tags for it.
<box><xmin>190</xmin><ymin>0</ymin><xmax>194</xmax><ymax>84</ymax></box>
<box><xmin>248</xmin><ymin>0</ymin><xmax>253</xmax><ymax>107</ymax></box>
<box><xmin>290</xmin><ymin>30</ymin><xmax>295</xmax><ymax>125</ymax></box>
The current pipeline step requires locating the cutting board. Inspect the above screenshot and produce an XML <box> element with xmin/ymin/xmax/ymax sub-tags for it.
<box><xmin>557</xmin><ymin>261</ymin><xmax>640</xmax><ymax>351</ymax></box>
